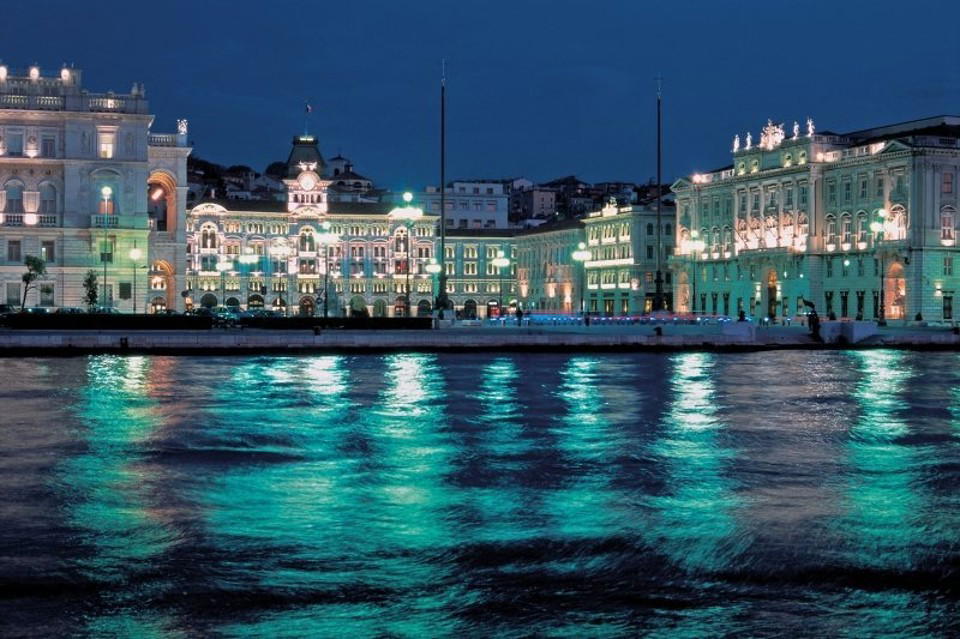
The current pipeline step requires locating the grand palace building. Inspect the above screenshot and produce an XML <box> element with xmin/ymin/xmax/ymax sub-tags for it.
<box><xmin>671</xmin><ymin>115</ymin><xmax>960</xmax><ymax>322</ymax></box>
<box><xmin>0</xmin><ymin>64</ymin><xmax>189</xmax><ymax>312</ymax></box>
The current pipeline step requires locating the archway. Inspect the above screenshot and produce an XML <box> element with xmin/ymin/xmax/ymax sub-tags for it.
<box><xmin>225</xmin><ymin>297</ymin><xmax>240</xmax><ymax>309</ymax></box>
<box><xmin>765</xmin><ymin>269</ymin><xmax>778</xmax><ymax>320</ymax></box>
<box><xmin>417</xmin><ymin>299</ymin><xmax>432</xmax><ymax>317</ymax></box>
<box><xmin>200</xmin><ymin>293</ymin><xmax>217</xmax><ymax>308</ymax></box>
<box><xmin>675</xmin><ymin>270</ymin><xmax>690</xmax><ymax>313</ymax></box>
<box><xmin>151</xmin><ymin>260</ymin><xmax>175</xmax><ymax>311</ymax></box>
<box><xmin>272</xmin><ymin>297</ymin><xmax>286</xmax><ymax>313</ymax></box>
<box><xmin>299</xmin><ymin>296</ymin><xmax>315</xmax><ymax>317</ymax></box>
<box><xmin>373</xmin><ymin>298</ymin><xmax>387</xmax><ymax>317</ymax></box>
<box><xmin>150</xmin><ymin>296</ymin><xmax>166</xmax><ymax>314</ymax></box>
<box><xmin>886</xmin><ymin>261</ymin><xmax>906</xmax><ymax>320</ymax></box>
<box><xmin>487</xmin><ymin>300</ymin><xmax>500</xmax><ymax>318</ymax></box>
<box><xmin>247</xmin><ymin>294</ymin><xmax>264</xmax><ymax>308</ymax></box>
<box><xmin>394</xmin><ymin>296</ymin><xmax>408</xmax><ymax>317</ymax></box>
<box><xmin>148</xmin><ymin>170</ymin><xmax>178</xmax><ymax>233</ymax></box>
<box><xmin>463</xmin><ymin>299</ymin><xmax>477</xmax><ymax>319</ymax></box>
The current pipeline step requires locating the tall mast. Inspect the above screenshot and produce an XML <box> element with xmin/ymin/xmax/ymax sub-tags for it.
<box><xmin>653</xmin><ymin>75</ymin><xmax>664</xmax><ymax>311</ymax></box>
<box><xmin>437</xmin><ymin>59</ymin><xmax>449</xmax><ymax>316</ymax></box>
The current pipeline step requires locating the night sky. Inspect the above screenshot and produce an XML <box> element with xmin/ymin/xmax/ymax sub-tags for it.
<box><xmin>6</xmin><ymin>0</ymin><xmax>958</xmax><ymax>189</ymax></box>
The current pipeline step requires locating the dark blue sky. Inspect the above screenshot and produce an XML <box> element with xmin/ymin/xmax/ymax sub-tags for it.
<box><xmin>6</xmin><ymin>0</ymin><xmax>959</xmax><ymax>189</ymax></box>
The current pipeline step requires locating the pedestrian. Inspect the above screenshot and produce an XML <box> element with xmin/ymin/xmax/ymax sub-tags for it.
<box><xmin>516</xmin><ymin>308</ymin><xmax>524</xmax><ymax>326</ymax></box>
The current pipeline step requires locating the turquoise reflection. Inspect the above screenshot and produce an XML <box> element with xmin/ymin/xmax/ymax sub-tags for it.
<box><xmin>60</xmin><ymin>356</ymin><xmax>173</xmax><ymax>580</ymax></box>
<box><xmin>544</xmin><ymin>357</ymin><xmax>618</xmax><ymax>538</ymax></box>
<box><xmin>647</xmin><ymin>352</ymin><xmax>742</xmax><ymax>572</ymax></box>
<box><xmin>842</xmin><ymin>351</ymin><xmax>925</xmax><ymax>569</ymax></box>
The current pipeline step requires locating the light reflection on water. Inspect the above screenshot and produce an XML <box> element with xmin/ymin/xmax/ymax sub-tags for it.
<box><xmin>0</xmin><ymin>351</ymin><xmax>959</xmax><ymax>637</ymax></box>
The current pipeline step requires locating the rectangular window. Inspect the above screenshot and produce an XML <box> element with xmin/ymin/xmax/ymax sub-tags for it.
<box><xmin>6</xmin><ymin>282</ymin><xmax>19</xmax><ymax>305</ymax></box>
<box><xmin>799</xmin><ymin>185</ymin><xmax>808</xmax><ymax>206</ymax></box>
<box><xmin>98</xmin><ymin>130</ymin><xmax>116</xmax><ymax>159</ymax></box>
<box><xmin>7</xmin><ymin>240</ymin><xmax>21</xmax><ymax>262</ymax></box>
<box><xmin>828</xmin><ymin>182</ymin><xmax>837</xmax><ymax>204</ymax></box>
<box><xmin>876</xmin><ymin>175</ymin><xmax>885</xmax><ymax>197</ymax></box>
<box><xmin>945</xmin><ymin>295</ymin><xmax>954</xmax><ymax>321</ymax></box>
<box><xmin>944</xmin><ymin>172</ymin><xmax>954</xmax><ymax>194</ymax></box>
<box><xmin>843</xmin><ymin>181</ymin><xmax>852</xmax><ymax>203</ymax></box>
<box><xmin>945</xmin><ymin>257</ymin><xmax>954</xmax><ymax>276</ymax></box>
<box><xmin>7</xmin><ymin>133</ymin><xmax>23</xmax><ymax>156</ymax></box>
<box><xmin>826</xmin><ymin>258</ymin><xmax>833</xmax><ymax>278</ymax></box>
<box><xmin>646</xmin><ymin>245</ymin><xmax>653</xmax><ymax>259</ymax></box>
<box><xmin>41</xmin><ymin>137</ymin><xmax>56</xmax><ymax>158</ymax></box>
<box><xmin>118</xmin><ymin>282</ymin><xmax>132</xmax><ymax>300</ymax></box>
<box><xmin>40</xmin><ymin>241</ymin><xmax>55</xmax><ymax>263</ymax></box>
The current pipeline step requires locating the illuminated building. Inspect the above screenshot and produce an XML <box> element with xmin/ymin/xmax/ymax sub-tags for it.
<box><xmin>672</xmin><ymin>116</ymin><xmax>960</xmax><ymax>322</ymax></box>
<box><xmin>581</xmin><ymin>199</ymin><xmax>675</xmax><ymax>315</ymax></box>
<box><xmin>0</xmin><ymin>63</ymin><xmax>190</xmax><ymax>311</ymax></box>
<box><xmin>185</xmin><ymin>136</ymin><xmax>439</xmax><ymax>317</ymax></box>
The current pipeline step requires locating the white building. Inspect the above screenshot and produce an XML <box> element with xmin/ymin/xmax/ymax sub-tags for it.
<box><xmin>671</xmin><ymin>115</ymin><xmax>960</xmax><ymax>322</ymax></box>
<box><xmin>420</xmin><ymin>180</ymin><xmax>510</xmax><ymax>229</ymax></box>
<box><xmin>0</xmin><ymin>63</ymin><xmax>190</xmax><ymax>311</ymax></box>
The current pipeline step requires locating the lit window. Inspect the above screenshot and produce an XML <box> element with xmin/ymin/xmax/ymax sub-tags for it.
<box><xmin>98</xmin><ymin>128</ymin><xmax>116</xmax><ymax>159</ymax></box>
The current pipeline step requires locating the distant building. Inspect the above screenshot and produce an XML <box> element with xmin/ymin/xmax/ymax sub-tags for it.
<box><xmin>0</xmin><ymin>63</ymin><xmax>189</xmax><ymax>311</ymax></box>
<box><xmin>420</xmin><ymin>180</ymin><xmax>509</xmax><ymax>229</ymax></box>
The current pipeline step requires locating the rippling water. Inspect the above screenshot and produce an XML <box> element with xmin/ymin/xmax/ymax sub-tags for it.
<box><xmin>1</xmin><ymin>351</ymin><xmax>959</xmax><ymax>637</ymax></box>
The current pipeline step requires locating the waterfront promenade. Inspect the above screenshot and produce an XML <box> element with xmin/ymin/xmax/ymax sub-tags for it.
<box><xmin>0</xmin><ymin>323</ymin><xmax>958</xmax><ymax>354</ymax></box>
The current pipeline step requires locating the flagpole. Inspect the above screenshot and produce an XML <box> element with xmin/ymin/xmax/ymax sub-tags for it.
<box><xmin>304</xmin><ymin>99</ymin><xmax>311</xmax><ymax>137</ymax></box>
<box><xmin>653</xmin><ymin>75</ymin><xmax>665</xmax><ymax>312</ymax></box>
<box><xmin>436</xmin><ymin>59</ymin><xmax>449</xmax><ymax>318</ymax></box>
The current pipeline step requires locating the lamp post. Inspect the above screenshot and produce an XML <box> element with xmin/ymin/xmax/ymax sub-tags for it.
<box><xmin>492</xmin><ymin>249</ymin><xmax>510</xmax><ymax>320</ymax></box>
<box><xmin>426</xmin><ymin>257</ymin><xmax>441</xmax><ymax>320</ymax></box>
<box><xmin>129</xmin><ymin>244</ymin><xmax>142</xmax><ymax>313</ymax></box>
<box><xmin>688</xmin><ymin>230</ymin><xmax>706</xmax><ymax>314</ymax></box>
<box><xmin>317</xmin><ymin>221</ymin><xmax>341</xmax><ymax>319</ymax></box>
<box><xmin>216</xmin><ymin>259</ymin><xmax>232</xmax><ymax>309</ymax></box>
<box><xmin>572</xmin><ymin>241</ymin><xmax>591</xmax><ymax>318</ymax></box>
<box><xmin>871</xmin><ymin>209</ymin><xmax>887</xmax><ymax>325</ymax></box>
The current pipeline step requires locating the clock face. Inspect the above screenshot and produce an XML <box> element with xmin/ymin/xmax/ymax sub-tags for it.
<box><xmin>298</xmin><ymin>173</ymin><xmax>317</xmax><ymax>191</ymax></box>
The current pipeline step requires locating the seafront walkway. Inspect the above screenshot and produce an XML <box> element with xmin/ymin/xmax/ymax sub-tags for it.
<box><xmin>0</xmin><ymin>322</ymin><xmax>958</xmax><ymax>354</ymax></box>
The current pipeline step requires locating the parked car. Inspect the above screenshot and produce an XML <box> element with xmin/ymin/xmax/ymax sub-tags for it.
<box><xmin>24</xmin><ymin>307</ymin><xmax>51</xmax><ymax>314</ymax></box>
<box><xmin>55</xmin><ymin>307</ymin><xmax>86</xmax><ymax>314</ymax></box>
<box><xmin>90</xmin><ymin>306</ymin><xmax>122</xmax><ymax>314</ymax></box>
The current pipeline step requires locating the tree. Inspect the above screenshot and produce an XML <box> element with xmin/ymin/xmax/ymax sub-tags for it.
<box><xmin>264</xmin><ymin>161</ymin><xmax>287</xmax><ymax>179</ymax></box>
<box><xmin>20</xmin><ymin>256</ymin><xmax>47</xmax><ymax>311</ymax></box>
<box><xmin>82</xmin><ymin>270</ymin><xmax>99</xmax><ymax>309</ymax></box>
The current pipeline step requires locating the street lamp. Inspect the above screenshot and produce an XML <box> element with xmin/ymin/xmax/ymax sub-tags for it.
<box><xmin>871</xmin><ymin>211</ymin><xmax>886</xmax><ymax>325</ymax></box>
<box><xmin>492</xmin><ymin>249</ymin><xmax>511</xmax><ymax>320</ymax></box>
<box><xmin>216</xmin><ymin>259</ymin><xmax>233</xmax><ymax>309</ymax></box>
<box><xmin>317</xmin><ymin>221</ymin><xmax>341</xmax><ymax>319</ymax></box>
<box><xmin>426</xmin><ymin>257</ymin><xmax>441</xmax><ymax>319</ymax></box>
<box><xmin>688</xmin><ymin>230</ymin><xmax>706</xmax><ymax>314</ymax></box>
<box><xmin>129</xmin><ymin>244</ymin><xmax>142</xmax><ymax>313</ymax></box>
<box><xmin>572</xmin><ymin>241</ymin><xmax>591</xmax><ymax>318</ymax></box>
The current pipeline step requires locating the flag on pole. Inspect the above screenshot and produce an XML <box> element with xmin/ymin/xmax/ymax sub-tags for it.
<box><xmin>305</xmin><ymin>101</ymin><xmax>312</xmax><ymax>113</ymax></box>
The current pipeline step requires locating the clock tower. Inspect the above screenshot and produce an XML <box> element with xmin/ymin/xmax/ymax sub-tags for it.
<box><xmin>282</xmin><ymin>135</ymin><xmax>331</xmax><ymax>212</ymax></box>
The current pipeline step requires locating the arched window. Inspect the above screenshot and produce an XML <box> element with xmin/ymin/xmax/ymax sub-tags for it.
<box><xmin>4</xmin><ymin>181</ymin><xmax>24</xmax><ymax>213</ymax></box>
<box><xmin>825</xmin><ymin>214</ymin><xmax>837</xmax><ymax>245</ymax></box>
<box><xmin>941</xmin><ymin>206</ymin><xmax>955</xmax><ymax>241</ymax></box>
<box><xmin>299</xmin><ymin>228</ymin><xmax>316</xmax><ymax>252</ymax></box>
<box><xmin>798</xmin><ymin>151</ymin><xmax>807</xmax><ymax>165</ymax></box>
<box><xmin>200</xmin><ymin>224</ymin><xmax>218</xmax><ymax>249</ymax></box>
<box><xmin>797</xmin><ymin>214</ymin><xmax>809</xmax><ymax>239</ymax></box>
<box><xmin>39</xmin><ymin>183</ymin><xmax>57</xmax><ymax>214</ymax></box>
<box><xmin>856</xmin><ymin>211</ymin><xmax>868</xmax><ymax>244</ymax></box>
<box><xmin>722</xmin><ymin>227</ymin><xmax>732</xmax><ymax>254</ymax></box>
<box><xmin>98</xmin><ymin>185</ymin><xmax>116</xmax><ymax>214</ymax></box>
<box><xmin>887</xmin><ymin>205</ymin><xmax>907</xmax><ymax>241</ymax></box>
<box><xmin>840</xmin><ymin>213</ymin><xmax>853</xmax><ymax>246</ymax></box>
<box><xmin>394</xmin><ymin>227</ymin><xmax>408</xmax><ymax>253</ymax></box>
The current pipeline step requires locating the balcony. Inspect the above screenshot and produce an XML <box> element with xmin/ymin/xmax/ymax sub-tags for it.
<box><xmin>90</xmin><ymin>214</ymin><xmax>148</xmax><ymax>229</ymax></box>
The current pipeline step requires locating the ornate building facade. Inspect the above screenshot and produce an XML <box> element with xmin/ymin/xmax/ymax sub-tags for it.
<box><xmin>185</xmin><ymin>136</ymin><xmax>440</xmax><ymax>317</ymax></box>
<box><xmin>0</xmin><ymin>63</ymin><xmax>189</xmax><ymax>311</ymax></box>
<box><xmin>672</xmin><ymin>116</ymin><xmax>960</xmax><ymax>322</ymax></box>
